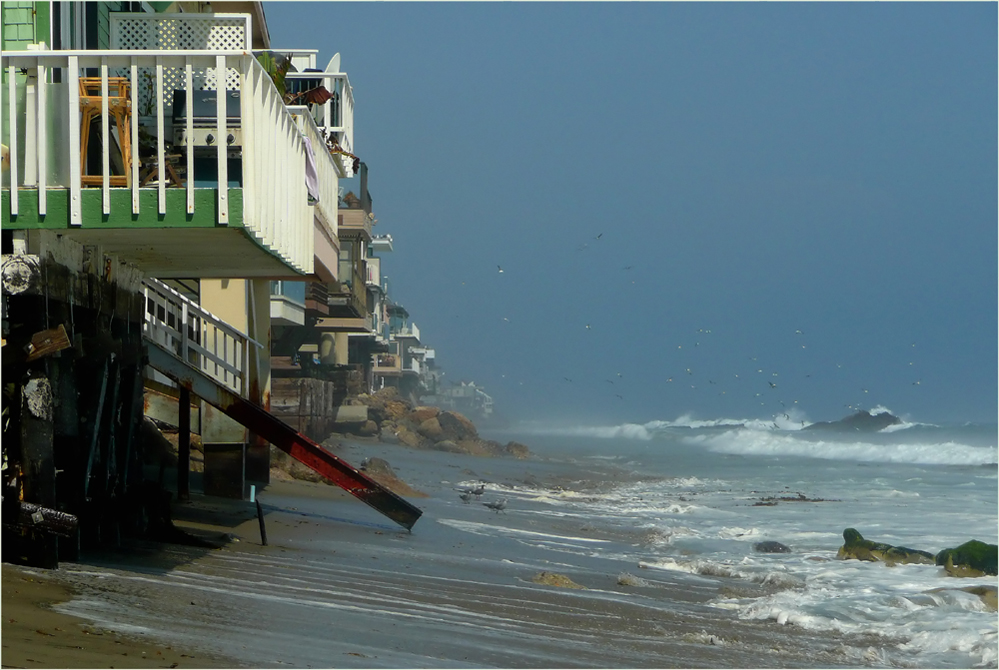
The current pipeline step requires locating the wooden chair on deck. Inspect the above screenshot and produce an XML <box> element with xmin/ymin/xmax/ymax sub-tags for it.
<box><xmin>79</xmin><ymin>77</ymin><xmax>132</xmax><ymax>187</ymax></box>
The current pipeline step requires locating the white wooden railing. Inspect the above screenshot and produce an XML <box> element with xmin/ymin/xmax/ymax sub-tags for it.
<box><xmin>290</xmin><ymin>106</ymin><xmax>340</xmax><ymax>233</ymax></box>
<box><xmin>143</xmin><ymin>277</ymin><xmax>261</xmax><ymax>397</ymax></box>
<box><xmin>2</xmin><ymin>49</ymin><xmax>337</xmax><ymax>275</ymax></box>
<box><xmin>396</xmin><ymin>323</ymin><xmax>421</xmax><ymax>342</ymax></box>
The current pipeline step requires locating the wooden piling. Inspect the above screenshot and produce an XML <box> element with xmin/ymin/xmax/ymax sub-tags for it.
<box><xmin>178</xmin><ymin>387</ymin><xmax>191</xmax><ymax>501</ymax></box>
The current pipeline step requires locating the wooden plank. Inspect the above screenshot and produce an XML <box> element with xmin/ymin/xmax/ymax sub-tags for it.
<box><xmin>24</xmin><ymin>324</ymin><xmax>72</xmax><ymax>363</ymax></box>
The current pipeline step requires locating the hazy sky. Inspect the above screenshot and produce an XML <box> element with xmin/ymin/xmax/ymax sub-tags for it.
<box><xmin>266</xmin><ymin>2</ymin><xmax>997</xmax><ymax>426</ymax></box>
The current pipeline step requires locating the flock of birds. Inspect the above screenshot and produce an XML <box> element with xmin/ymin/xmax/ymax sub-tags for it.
<box><xmin>456</xmin><ymin>483</ymin><xmax>507</xmax><ymax>513</ymax></box>
<box><xmin>485</xmin><ymin>231</ymin><xmax>926</xmax><ymax>422</ymax></box>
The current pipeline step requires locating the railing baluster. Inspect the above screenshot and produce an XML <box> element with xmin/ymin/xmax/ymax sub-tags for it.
<box><xmin>101</xmin><ymin>58</ymin><xmax>110</xmax><ymax>213</ymax></box>
<box><xmin>155</xmin><ymin>57</ymin><xmax>165</xmax><ymax>215</ymax></box>
<box><xmin>67</xmin><ymin>57</ymin><xmax>82</xmax><ymax>225</ymax></box>
<box><xmin>7</xmin><ymin>65</ymin><xmax>19</xmax><ymax>216</ymax></box>
<box><xmin>37</xmin><ymin>61</ymin><xmax>47</xmax><ymax>216</ymax></box>
<box><xmin>131</xmin><ymin>58</ymin><xmax>139</xmax><ymax>213</ymax></box>
<box><xmin>185</xmin><ymin>59</ymin><xmax>194</xmax><ymax>214</ymax></box>
<box><xmin>215</xmin><ymin>54</ymin><xmax>228</xmax><ymax>224</ymax></box>
<box><xmin>240</xmin><ymin>55</ymin><xmax>254</xmax><ymax>228</ymax></box>
<box><xmin>181</xmin><ymin>302</ymin><xmax>189</xmax><ymax>364</ymax></box>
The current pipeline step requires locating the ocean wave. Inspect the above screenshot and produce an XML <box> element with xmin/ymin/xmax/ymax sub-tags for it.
<box><xmin>683</xmin><ymin>430</ymin><xmax>997</xmax><ymax>466</ymax></box>
<box><xmin>518</xmin><ymin>409</ymin><xmax>956</xmax><ymax>442</ymax></box>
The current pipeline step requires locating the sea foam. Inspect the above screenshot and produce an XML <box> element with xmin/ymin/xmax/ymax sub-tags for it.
<box><xmin>683</xmin><ymin>429</ymin><xmax>996</xmax><ymax>466</ymax></box>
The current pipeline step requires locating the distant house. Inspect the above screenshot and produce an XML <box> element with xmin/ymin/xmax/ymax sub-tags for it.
<box><xmin>423</xmin><ymin>381</ymin><xmax>494</xmax><ymax>421</ymax></box>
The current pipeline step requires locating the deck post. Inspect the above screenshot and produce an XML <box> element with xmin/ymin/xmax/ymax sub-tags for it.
<box><xmin>17</xmin><ymin>372</ymin><xmax>59</xmax><ymax>568</ymax></box>
<box><xmin>178</xmin><ymin>387</ymin><xmax>191</xmax><ymax>501</ymax></box>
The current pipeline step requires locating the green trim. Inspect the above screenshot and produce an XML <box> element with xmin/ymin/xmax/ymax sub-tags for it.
<box><xmin>3</xmin><ymin>188</ymin><xmax>244</xmax><ymax>229</ymax></box>
<box><xmin>34</xmin><ymin>1</ymin><xmax>49</xmax><ymax>46</ymax></box>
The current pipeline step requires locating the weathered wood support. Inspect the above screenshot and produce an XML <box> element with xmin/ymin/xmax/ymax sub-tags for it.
<box><xmin>16</xmin><ymin>371</ymin><xmax>59</xmax><ymax>568</ymax></box>
<box><xmin>178</xmin><ymin>387</ymin><xmax>191</xmax><ymax>501</ymax></box>
<box><xmin>2</xmin><ymin>232</ymin><xmax>147</xmax><ymax>566</ymax></box>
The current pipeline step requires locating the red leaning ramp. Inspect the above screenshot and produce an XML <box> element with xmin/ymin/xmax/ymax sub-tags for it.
<box><xmin>146</xmin><ymin>342</ymin><xmax>423</xmax><ymax>530</ymax></box>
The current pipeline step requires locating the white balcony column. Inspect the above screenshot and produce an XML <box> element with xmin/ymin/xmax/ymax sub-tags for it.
<box><xmin>319</xmin><ymin>333</ymin><xmax>336</xmax><ymax>365</ymax></box>
<box><xmin>334</xmin><ymin>332</ymin><xmax>349</xmax><ymax>366</ymax></box>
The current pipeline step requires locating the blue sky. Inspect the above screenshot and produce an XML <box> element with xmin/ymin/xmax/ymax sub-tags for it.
<box><xmin>266</xmin><ymin>2</ymin><xmax>997</xmax><ymax>425</ymax></box>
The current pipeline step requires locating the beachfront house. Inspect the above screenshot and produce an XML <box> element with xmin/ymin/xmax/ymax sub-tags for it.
<box><xmin>1</xmin><ymin>1</ymin><xmax>427</xmax><ymax>567</ymax></box>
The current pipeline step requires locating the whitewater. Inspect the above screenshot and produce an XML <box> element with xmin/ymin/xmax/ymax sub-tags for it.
<box><xmin>500</xmin><ymin>411</ymin><xmax>998</xmax><ymax>668</ymax></box>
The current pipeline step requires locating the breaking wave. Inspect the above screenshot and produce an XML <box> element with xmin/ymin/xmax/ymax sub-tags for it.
<box><xmin>684</xmin><ymin>429</ymin><xmax>997</xmax><ymax>466</ymax></box>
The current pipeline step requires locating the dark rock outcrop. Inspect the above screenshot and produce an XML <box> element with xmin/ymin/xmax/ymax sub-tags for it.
<box><xmin>804</xmin><ymin>410</ymin><xmax>901</xmax><ymax>432</ymax></box>
<box><xmin>836</xmin><ymin>528</ymin><xmax>935</xmax><ymax>565</ymax></box>
<box><xmin>504</xmin><ymin>441</ymin><xmax>531</xmax><ymax>459</ymax></box>
<box><xmin>935</xmin><ymin>540</ymin><xmax>998</xmax><ymax>577</ymax></box>
<box><xmin>754</xmin><ymin>541</ymin><xmax>792</xmax><ymax>554</ymax></box>
<box><xmin>340</xmin><ymin>388</ymin><xmax>532</xmax><ymax>459</ymax></box>
<box><xmin>437</xmin><ymin>411</ymin><xmax>479</xmax><ymax>442</ymax></box>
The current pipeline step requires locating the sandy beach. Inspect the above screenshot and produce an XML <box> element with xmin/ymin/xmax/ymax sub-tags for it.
<box><xmin>2</xmin><ymin>437</ymin><xmax>866</xmax><ymax>669</ymax></box>
<box><xmin>1</xmin><ymin>564</ymin><xmax>237</xmax><ymax>668</ymax></box>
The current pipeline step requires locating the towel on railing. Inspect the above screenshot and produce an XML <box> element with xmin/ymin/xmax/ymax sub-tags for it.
<box><xmin>303</xmin><ymin>136</ymin><xmax>320</xmax><ymax>205</ymax></box>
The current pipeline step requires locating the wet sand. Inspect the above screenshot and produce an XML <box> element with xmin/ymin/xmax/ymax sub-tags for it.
<box><xmin>1</xmin><ymin>564</ymin><xmax>237</xmax><ymax>668</ymax></box>
<box><xmin>3</xmin><ymin>440</ymin><xmax>858</xmax><ymax>668</ymax></box>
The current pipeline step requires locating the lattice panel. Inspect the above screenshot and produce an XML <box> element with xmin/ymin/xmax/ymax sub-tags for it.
<box><xmin>111</xmin><ymin>14</ymin><xmax>249</xmax><ymax>114</ymax></box>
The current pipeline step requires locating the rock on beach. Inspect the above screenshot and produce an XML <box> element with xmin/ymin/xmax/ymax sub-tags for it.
<box><xmin>531</xmin><ymin>572</ymin><xmax>586</xmax><ymax>589</ymax></box>
<box><xmin>836</xmin><ymin>528</ymin><xmax>935</xmax><ymax>565</ymax></box>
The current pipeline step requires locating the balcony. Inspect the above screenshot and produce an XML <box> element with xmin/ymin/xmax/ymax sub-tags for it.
<box><xmin>370</xmin><ymin>234</ymin><xmax>393</xmax><ymax>253</ymax></box>
<box><xmin>372</xmin><ymin>343</ymin><xmax>402</xmax><ymax>377</ymax></box>
<box><xmin>326</xmin><ymin>264</ymin><xmax>366</xmax><ymax>319</ymax></box>
<box><xmin>2</xmin><ymin>39</ymin><xmax>350</xmax><ymax>280</ymax></box>
<box><xmin>394</xmin><ymin>323</ymin><xmax>421</xmax><ymax>342</ymax></box>
<box><xmin>338</xmin><ymin>207</ymin><xmax>373</xmax><ymax>240</ymax></box>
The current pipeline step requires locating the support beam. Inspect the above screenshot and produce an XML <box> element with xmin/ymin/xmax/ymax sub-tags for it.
<box><xmin>146</xmin><ymin>342</ymin><xmax>422</xmax><ymax>530</ymax></box>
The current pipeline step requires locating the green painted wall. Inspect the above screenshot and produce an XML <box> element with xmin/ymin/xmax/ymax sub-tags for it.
<box><xmin>97</xmin><ymin>2</ymin><xmax>128</xmax><ymax>49</ymax></box>
<box><xmin>2</xmin><ymin>1</ymin><xmax>47</xmax><ymax>51</ymax></box>
<box><xmin>2</xmin><ymin>188</ymin><xmax>244</xmax><ymax>229</ymax></box>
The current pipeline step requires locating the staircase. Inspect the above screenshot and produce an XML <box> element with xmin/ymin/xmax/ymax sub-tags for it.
<box><xmin>142</xmin><ymin>278</ymin><xmax>422</xmax><ymax>530</ymax></box>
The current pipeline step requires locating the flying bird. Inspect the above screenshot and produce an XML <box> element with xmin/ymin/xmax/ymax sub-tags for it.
<box><xmin>497</xmin><ymin>265</ymin><xmax>504</xmax><ymax>273</ymax></box>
